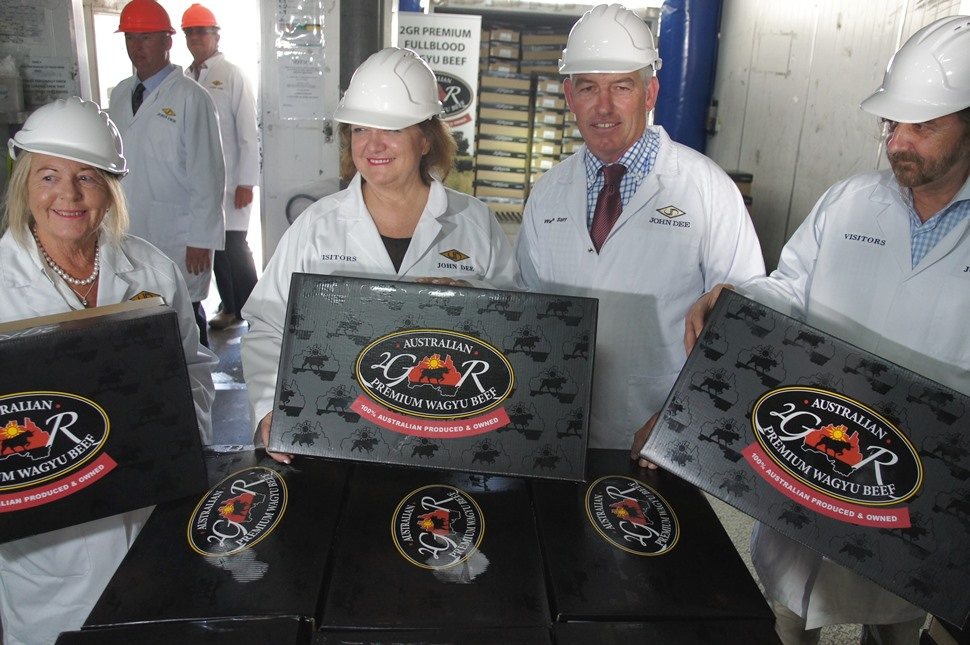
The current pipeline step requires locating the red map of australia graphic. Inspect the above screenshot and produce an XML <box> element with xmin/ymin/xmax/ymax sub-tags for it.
<box><xmin>804</xmin><ymin>424</ymin><xmax>863</xmax><ymax>466</ymax></box>
<box><xmin>611</xmin><ymin>498</ymin><xmax>650</xmax><ymax>527</ymax></box>
<box><xmin>408</xmin><ymin>354</ymin><xmax>462</xmax><ymax>388</ymax></box>
<box><xmin>0</xmin><ymin>418</ymin><xmax>50</xmax><ymax>456</ymax></box>
<box><xmin>218</xmin><ymin>492</ymin><xmax>255</xmax><ymax>523</ymax></box>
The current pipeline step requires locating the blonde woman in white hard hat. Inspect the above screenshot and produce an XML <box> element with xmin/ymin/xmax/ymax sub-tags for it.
<box><xmin>515</xmin><ymin>4</ymin><xmax>764</xmax><ymax>458</ymax></box>
<box><xmin>685</xmin><ymin>16</ymin><xmax>970</xmax><ymax>644</ymax></box>
<box><xmin>0</xmin><ymin>96</ymin><xmax>216</xmax><ymax>645</ymax></box>
<box><xmin>241</xmin><ymin>47</ymin><xmax>517</xmax><ymax>463</ymax></box>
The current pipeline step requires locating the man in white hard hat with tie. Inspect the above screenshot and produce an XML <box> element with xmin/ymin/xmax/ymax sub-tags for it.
<box><xmin>516</xmin><ymin>3</ymin><xmax>764</xmax><ymax>457</ymax></box>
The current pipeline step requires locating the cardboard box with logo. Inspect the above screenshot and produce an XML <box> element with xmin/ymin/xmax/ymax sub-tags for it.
<box><xmin>268</xmin><ymin>275</ymin><xmax>597</xmax><ymax>481</ymax></box>
<box><xmin>313</xmin><ymin>628</ymin><xmax>551</xmax><ymax>644</ymax></box>
<box><xmin>320</xmin><ymin>463</ymin><xmax>550</xmax><ymax>629</ymax></box>
<box><xmin>0</xmin><ymin>301</ymin><xmax>207</xmax><ymax>543</ymax></box>
<box><xmin>532</xmin><ymin>449</ymin><xmax>773</xmax><ymax>622</ymax></box>
<box><xmin>85</xmin><ymin>448</ymin><xmax>349</xmax><ymax>626</ymax></box>
<box><xmin>58</xmin><ymin>616</ymin><xmax>312</xmax><ymax>645</ymax></box>
<box><xmin>554</xmin><ymin>620</ymin><xmax>781</xmax><ymax>644</ymax></box>
<box><xmin>642</xmin><ymin>290</ymin><xmax>970</xmax><ymax>626</ymax></box>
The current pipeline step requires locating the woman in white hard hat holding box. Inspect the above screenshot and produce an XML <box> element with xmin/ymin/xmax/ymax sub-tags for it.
<box><xmin>0</xmin><ymin>96</ymin><xmax>216</xmax><ymax>644</ymax></box>
<box><xmin>241</xmin><ymin>47</ymin><xmax>517</xmax><ymax>463</ymax></box>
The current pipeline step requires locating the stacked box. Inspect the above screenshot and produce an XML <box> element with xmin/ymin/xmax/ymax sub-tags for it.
<box><xmin>85</xmin><ymin>449</ymin><xmax>350</xmax><ymax>626</ymax></box>
<box><xmin>58</xmin><ymin>617</ymin><xmax>313</xmax><ymax>645</ymax></box>
<box><xmin>320</xmin><ymin>464</ymin><xmax>550</xmax><ymax>629</ymax></box>
<box><xmin>519</xmin><ymin>30</ymin><xmax>567</xmax><ymax>76</ymax></box>
<box><xmin>314</xmin><ymin>628</ymin><xmax>551</xmax><ymax>645</ymax></box>
<box><xmin>561</xmin><ymin>112</ymin><xmax>584</xmax><ymax>159</ymax></box>
<box><xmin>554</xmin><ymin>621</ymin><xmax>781</xmax><ymax>645</ymax></box>
<box><xmin>643</xmin><ymin>289</ymin><xmax>970</xmax><ymax>626</ymax></box>
<box><xmin>480</xmin><ymin>25</ymin><xmax>520</xmax><ymax>74</ymax></box>
<box><xmin>476</xmin><ymin>72</ymin><xmax>533</xmax><ymax>202</ymax></box>
<box><xmin>481</xmin><ymin>198</ymin><xmax>524</xmax><ymax>243</ymax></box>
<box><xmin>530</xmin><ymin>75</ymin><xmax>567</xmax><ymax>188</ymax></box>
<box><xmin>0</xmin><ymin>302</ymin><xmax>207</xmax><ymax>543</ymax></box>
<box><xmin>532</xmin><ymin>449</ymin><xmax>774</xmax><ymax>622</ymax></box>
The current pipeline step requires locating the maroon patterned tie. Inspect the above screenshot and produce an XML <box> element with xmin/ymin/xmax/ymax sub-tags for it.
<box><xmin>590</xmin><ymin>164</ymin><xmax>626</xmax><ymax>252</ymax></box>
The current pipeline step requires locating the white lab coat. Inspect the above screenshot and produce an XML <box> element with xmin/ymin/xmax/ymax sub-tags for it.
<box><xmin>516</xmin><ymin>126</ymin><xmax>765</xmax><ymax>449</ymax></box>
<box><xmin>241</xmin><ymin>175</ymin><xmax>518</xmax><ymax>429</ymax></box>
<box><xmin>188</xmin><ymin>53</ymin><xmax>260</xmax><ymax>232</ymax></box>
<box><xmin>0</xmin><ymin>230</ymin><xmax>216</xmax><ymax>645</ymax></box>
<box><xmin>743</xmin><ymin>170</ymin><xmax>970</xmax><ymax>630</ymax></box>
<box><xmin>109</xmin><ymin>68</ymin><xmax>226</xmax><ymax>301</ymax></box>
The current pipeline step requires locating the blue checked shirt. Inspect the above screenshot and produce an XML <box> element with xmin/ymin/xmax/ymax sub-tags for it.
<box><xmin>904</xmin><ymin>189</ymin><xmax>970</xmax><ymax>267</ymax></box>
<box><xmin>583</xmin><ymin>129</ymin><xmax>661</xmax><ymax>229</ymax></box>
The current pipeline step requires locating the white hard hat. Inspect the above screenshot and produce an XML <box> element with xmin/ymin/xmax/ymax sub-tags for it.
<box><xmin>333</xmin><ymin>47</ymin><xmax>442</xmax><ymax>130</ymax></box>
<box><xmin>559</xmin><ymin>3</ymin><xmax>662</xmax><ymax>75</ymax></box>
<box><xmin>861</xmin><ymin>15</ymin><xmax>970</xmax><ymax>123</ymax></box>
<box><xmin>8</xmin><ymin>96</ymin><xmax>127</xmax><ymax>175</ymax></box>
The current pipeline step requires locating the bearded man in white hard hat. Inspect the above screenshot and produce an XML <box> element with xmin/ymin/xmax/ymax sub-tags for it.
<box><xmin>516</xmin><ymin>4</ymin><xmax>764</xmax><ymax>458</ymax></box>
<box><xmin>684</xmin><ymin>15</ymin><xmax>970</xmax><ymax>644</ymax></box>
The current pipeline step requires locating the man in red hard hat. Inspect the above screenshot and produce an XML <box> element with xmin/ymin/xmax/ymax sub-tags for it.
<box><xmin>109</xmin><ymin>0</ymin><xmax>226</xmax><ymax>347</ymax></box>
<box><xmin>181</xmin><ymin>3</ymin><xmax>261</xmax><ymax>332</ymax></box>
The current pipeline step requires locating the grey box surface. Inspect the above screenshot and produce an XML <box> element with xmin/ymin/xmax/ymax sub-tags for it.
<box><xmin>0</xmin><ymin>306</ymin><xmax>206</xmax><ymax>543</ymax></box>
<box><xmin>269</xmin><ymin>275</ymin><xmax>597</xmax><ymax>481</ymax></box>
<box><xmin>643</xmin><ymin>290</ymin><xmax>970</xmax><ymax>627</ymax></box>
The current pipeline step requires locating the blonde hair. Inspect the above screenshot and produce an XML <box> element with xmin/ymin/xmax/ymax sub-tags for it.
<box><xmin>338</xmin><ymin>117</ymin><xmax>457</xmax><ymax>185</ymax></box>
<box><xmin>1</xmin><ymin>151</ymin><xmax>129</xmax><ymax>247</ymax></box>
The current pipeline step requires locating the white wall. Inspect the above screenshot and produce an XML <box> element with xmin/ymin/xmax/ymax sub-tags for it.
<box><xmin>258</xmin><ymin>0</ymin><xmax>342</xmax><ymax>260</ymax></box>
<box><xmin>707</xmin><ymin>0</ymin><xmax>964</xmax><ymax>270</ymax></box>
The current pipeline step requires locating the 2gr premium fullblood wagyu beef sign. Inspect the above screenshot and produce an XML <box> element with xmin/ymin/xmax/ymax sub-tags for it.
<box><xmin>642</xmin><ymin>290</ymin><xmax>970</xmax><ymax>627</ymax></box>
<box><xmin>269</xmin><ymin>275</ymin><xmax>597</xmax><ymax>480</ymax></box>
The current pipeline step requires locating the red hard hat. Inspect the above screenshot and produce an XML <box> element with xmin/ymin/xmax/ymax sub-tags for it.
<box><xmin>117</xmin><ymin>0</ymin><xmax>176</xmax><ymax>34</ymax></box>
<box><xmin>181</xmin><ymin>3</ymin><xmax>219</xmax><ymax>30</ymax></box>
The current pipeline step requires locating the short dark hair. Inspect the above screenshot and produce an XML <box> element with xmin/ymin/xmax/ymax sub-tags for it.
<box><xmin>338</xmin><ymin>117</ymin><xmax>456</xmax><ymax>185</ymax></box>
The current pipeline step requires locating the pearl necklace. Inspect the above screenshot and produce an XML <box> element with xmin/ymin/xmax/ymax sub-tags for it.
<box><xmin>31</xmin><ymin>228</ymin><xmax>100</xmax><ymax>286</ymax></box>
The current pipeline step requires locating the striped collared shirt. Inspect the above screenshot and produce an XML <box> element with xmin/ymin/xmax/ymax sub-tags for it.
<box><xmin>583</xmin><ymin>128</ymin><xmax>661</xmax><ymax>229</ymax></box>
<box><xmin>903</xmin><ymin>185</ymin><xmax>970</xmax><ymax>267</ymax></box>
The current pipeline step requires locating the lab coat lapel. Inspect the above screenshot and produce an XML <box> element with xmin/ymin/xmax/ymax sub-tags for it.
<box><xmin>871</xmin><ymin>177</ymin><xmax>912</xmax><ymax>275</ymax></box>
<box><xmin>342</xmin><ymin>176</ymin><xmax>398</xmax><ymax>275</ymax></box>
<box><xmin>398</xmin><ymin>182</ymin><xmax>447</xmax><ymax>277</ymax></box>
<box><xmin>97</xmin><ymin>240</ymin><xmax>140</xmax><ymax>304</ymax></box>
<box><xmin>560</xmin><ymin>156</ymin><xmax>595</xmax><ymax>245</ymax></box>
<box><xmin>0</xmin><ymin>238</ymin><xmax>74</xmax><ymax>317</ymax></box>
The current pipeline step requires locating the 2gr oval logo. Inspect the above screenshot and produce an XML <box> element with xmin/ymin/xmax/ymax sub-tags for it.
<box><xmin>188</xmin><ymin>467</ymin><xmax>288</xmax><ymax>556</ymax></box>
<box><xmin>356</xmin><ymin>329</ymin><xmax>514</xmax><ymax>419</ymax></box>
<box><xmin>752</xmin><ymin>387</ymin><xmax>922</xmax><ymax>505</ymax></box>
<box><xmin>392</xmin><ymin>484</ymin><xmax>484</xmax><ymax>570</ymax></box>
<box><xmin>0</xmin><ymin>392</ymin><xmax>108</xmax><ymax>490</ymax></box>
<box><xmin>585</xmin><ymin>476</ymin><xmax>679</xmax><ymax>556</ymax></box>
<box><xmin>435</xmin><ymin>72</ymin><xmax>473</xmax><ymax>118</ymax></box>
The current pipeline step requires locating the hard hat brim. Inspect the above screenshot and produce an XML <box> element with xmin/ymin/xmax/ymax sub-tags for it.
<box><xmin>332</xmin><ymin>106</ymin><xmax>433</xmax><ymax>130</ymax></box>
<box><xmin>9</xmin><ymin>141</ymin><xmax>128</xmax><ymax>176</ymax></box>
<box><xmin>860</xmin><ymin>89</ymin><xmax>961</xmax><ymax>124</ymax></box>
<box><xmin>559</xmin><ymin>59</ymin><xmax>659</xmax><ymax>75</ymax></box>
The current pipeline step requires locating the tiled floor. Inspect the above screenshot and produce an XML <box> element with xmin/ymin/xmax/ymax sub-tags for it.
<box><xmin>208</xmin><ymin>321</ymin><xmax>256</xmax><ymax>447</ymax></box>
